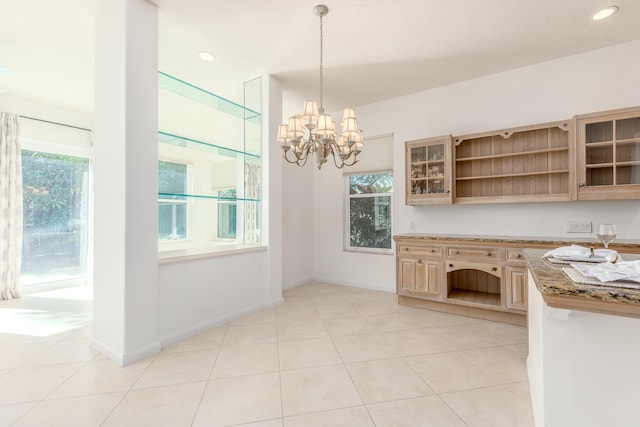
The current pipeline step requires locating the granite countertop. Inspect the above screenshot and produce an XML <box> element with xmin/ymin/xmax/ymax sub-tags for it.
<box><xmin>393</xmin><ymin>233</ymin><xmax>640</xmax><ymax>251</ymax></box>
<box><xmin>525</xmin><ymin>248</ymin><xmax>640</xmax><ymax>305</ymax></box>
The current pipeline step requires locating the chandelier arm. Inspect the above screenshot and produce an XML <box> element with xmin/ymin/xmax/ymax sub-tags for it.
<box><xmin>282</xmin><ymin>150</ymin><xmax>300</xmax><ymax>164</ymax></box>
<box><xmin>327</xmin><ymin>143</ymin><xmax>346</xmax><ymax>169</ymax></box>
<box><xmin>341</xmin><ymin>156</ymin><xmax>360</xmax><ymax>167</ymax></box>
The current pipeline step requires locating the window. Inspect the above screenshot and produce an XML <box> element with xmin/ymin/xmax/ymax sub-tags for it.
<box><xmin>346</xmin><ymin>171</ymin><xmax>393</xmax><ymax>252</ymax></box>
<box><xmin>217</xmin><ymin>189</ymin><xmax>237</xmax><ymax>239</ymax></box>
<box><xmin>21</xmin><ymin>150</ymin><xmax>90</xmax><ymax>285</ymax></box>
<box><xmin>158</xmin><ymin>161</ymin><xmax>187</xmax><ymax>240</ymax></box>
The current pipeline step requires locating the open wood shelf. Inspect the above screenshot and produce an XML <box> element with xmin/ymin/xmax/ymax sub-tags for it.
<box><xmin>453</xmin><ymin>121</ymin><xmax>572</xmax><ymax>202</ymax></box>
<box><xmin>456</xmin><ymin>170</ymin><xmax>569</xmax><ymax>181</ymax></box>
<box><xmin>448</xmin><ymin>289</ymin><xmax>501</xmax><ymax>307</ymax></box>
<box><xmin>455</xmin><ymin>147</ymin><xmax>569</xmax><ymax>162</ymax></box>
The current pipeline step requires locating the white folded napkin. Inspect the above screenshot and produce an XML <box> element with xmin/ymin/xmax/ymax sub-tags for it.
<box><xmin>544</xmin><ymin>244</ymin><xmax>592</xmax><ymax>259</ymax></box>
<box><xmin>572</xmin><ymin>260</ymin><xmax>640</xmax><ymax>283</ymax></box>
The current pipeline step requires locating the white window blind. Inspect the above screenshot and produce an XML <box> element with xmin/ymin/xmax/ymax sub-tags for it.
<box><xmin>346</xmin><ymin>133</ymin><xmax>393</xmax><ymax>173</ymax></box>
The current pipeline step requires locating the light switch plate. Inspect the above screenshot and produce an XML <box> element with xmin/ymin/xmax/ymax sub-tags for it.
<box><xmin>566</xmin><ymin>221</ymin><xmax>592</xmax><ymax>233</ymax></box>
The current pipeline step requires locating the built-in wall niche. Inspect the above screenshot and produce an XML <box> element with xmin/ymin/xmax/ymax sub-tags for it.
<box><xmin>157</xmin><ymin>72</ymin><xmax>262</xmax><ymax>252</ymax></box>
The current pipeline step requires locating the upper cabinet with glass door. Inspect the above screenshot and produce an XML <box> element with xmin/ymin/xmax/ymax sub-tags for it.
<box><xmin>576</xmin><ymin>106</ymin><xmax>640</xmax><ymax>200</ymax></box>
<box><xmin>405</xmin><ymin>135</ymin><xmax>453</xmax><ymax>205</ymax></box>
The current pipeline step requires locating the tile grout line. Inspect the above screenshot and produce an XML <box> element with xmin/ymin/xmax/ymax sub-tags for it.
<box><xmin>188</xmin><ymin>323</ymin><xmax>230</xmax><ymax>426</ymax></box>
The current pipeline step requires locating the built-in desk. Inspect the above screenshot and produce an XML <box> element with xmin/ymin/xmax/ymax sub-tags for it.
<box><xmin>526</xmin><ymin>249</ymin><xmax>640</xmax><ymax>427</ymax></box>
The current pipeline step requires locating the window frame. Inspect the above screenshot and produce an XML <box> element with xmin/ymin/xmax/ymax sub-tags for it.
<box><xmin>158</xmin><ymin>158</ymin><xmax>191</xmax><ymax>243</ymax></box>
<box><xmin>216</xmin><ymin>188</ymin><xmax>237</xmax><ymax>240</ymax></box>
<box><xmin>344</xmin><ymin>169</ymin><xmax>394</xmax><ymax>255</ymax></box>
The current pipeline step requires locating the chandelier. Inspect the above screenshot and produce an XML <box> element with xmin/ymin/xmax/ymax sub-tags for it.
<box><xmin>277</xmin><ymin>4</ymin><xmax>363</xmax><ymax>169</ymax></box>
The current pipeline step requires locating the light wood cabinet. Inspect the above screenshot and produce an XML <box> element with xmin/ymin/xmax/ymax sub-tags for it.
<box><xmin>453</xmin><ymin>121</ymin><xmax>573</xmax><ymax>204</ymax></box>
<box><xmin>505</xmin><ymin>266</ymin><xmax>527</xmax><ymax>311</ymax></box>
<box><xmin>576</xmin><ymin>106</ymin><xmax>640</xmax><ymax>200</ymax></box>
<box><xmin>405</xmin><ymin>135</ymin><xmax>453</xmax><ymax>205</ymax></box>
<box><xmin>398</xmin><ymin>257</ymin><xmax>443</xmax><ymax>299</ymax></box>
<box><xmin>395</xmin><ymin>236</ymin><xmax>535</xmax><ymax>326</ymax></box>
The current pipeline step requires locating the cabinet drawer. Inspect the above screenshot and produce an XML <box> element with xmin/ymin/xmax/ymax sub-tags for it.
<box><xmin>399</xmin><ymin>245</ymin><xmax>443</xmax><ymax>257</ymax></box>
<box><xmin>447</xmin><ymin>247</ymin><xmax>503</xmax><ymax>261</ymax></box>
<box><xmin>506</xmin><ymin>249</ymin><xmax>526</xmax><ymax>263</ymax></box>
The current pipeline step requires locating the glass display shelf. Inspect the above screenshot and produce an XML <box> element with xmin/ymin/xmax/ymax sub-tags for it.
<box><xmin>158</xmin><ymin>192</ymin><xmax>261</xmax><ymax>203</ymax></box>
<box><xmin>158</xmin><ymin>71</ymin><xmax>260</xmax><ymax>124</ymax></box>
<box><xmin>158</xmin><ymin>131</ymin><xmax>260</xmax><ymax>160</ymax></box>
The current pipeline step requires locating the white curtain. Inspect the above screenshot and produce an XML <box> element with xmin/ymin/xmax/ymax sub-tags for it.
<box><xmin>244</xmin><ymin>162</ymin><xmax>260</xmax><ymax>244</ymax></box>
<box><xmin>0</xmin><ymin>113</ymin><xmax>22</xmax><ymax>300</ymax></box>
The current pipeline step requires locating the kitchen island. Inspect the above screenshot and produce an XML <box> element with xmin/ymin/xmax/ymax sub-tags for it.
<box><xmin>526</xmin><ymin>248</ymin><xmax>640</xmax><ymax>427</ymax></box>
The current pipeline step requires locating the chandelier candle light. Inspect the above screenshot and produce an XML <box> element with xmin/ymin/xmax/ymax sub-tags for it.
<box><xmin>277</xmin><ymin>4</ymin><xmax>364</xmax><ymax>169</ymax></box>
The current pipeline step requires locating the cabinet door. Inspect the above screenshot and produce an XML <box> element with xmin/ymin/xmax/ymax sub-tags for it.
<box><xmin>398</xmin><ymin>257</ymin><xmax>443</xmax><ymax>299</ymax></box>
<box><xmin>577</xmin><ymin>107</ymin><xmax>640</xmax><ymax>200</ymax></box>
<box><xmin>406</xmin><ymin>135</ymin><xmax>453</xmax><ymax>205</ymax></box>
<box><xmin>505</xmin><ymin>266</ymin><xmax>527</xmax><ymax>311</ymax></box>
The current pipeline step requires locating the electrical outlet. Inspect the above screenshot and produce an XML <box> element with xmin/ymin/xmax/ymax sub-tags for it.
<box><xmin>409</xmin><ymin>221</ymin><xmax>416</xmax><ymax>231</ymax></box>
<box><xmin>566</xmin><ymin>221</ymin><xmax>592</xmax><ymax>233</ymax></box>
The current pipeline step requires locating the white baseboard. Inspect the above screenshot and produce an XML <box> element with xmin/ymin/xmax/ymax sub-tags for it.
<box><xmin>159</xmin><ymin>297</ymin><xmax>283</xmax><ymax>348</ymax></box>
<box><xmin>264</xmin><ymin>296</ymin><xmax>284</xmax><ymax>308</ymax></box>
<box><xmin>311</xmin><ymin>276</ymin><xmax>395</xmax><ymax>293</ymax></box>
<box><xmin>283</xmin><ymin>277</ymin><xmax>314</xmax><ymax>290</ymax></box>
<box><xmin>90</xmin><ymin>338</ymin><xmax>161</xmax><ymax>366</ymax></box>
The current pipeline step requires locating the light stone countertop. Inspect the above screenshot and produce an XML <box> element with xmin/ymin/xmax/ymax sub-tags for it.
<box><xmin>393</xmin><ymin>233</ymin><xmax>640</xmax><ymax>250</ymax></box>
<box><xmin>525</xmin><ymin>247</ymin><xmax>640</xmax><ymax>306</ymax></box>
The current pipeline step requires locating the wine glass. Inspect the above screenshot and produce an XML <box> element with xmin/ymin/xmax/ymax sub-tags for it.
<box><xmin>596</xmin><ymin>223</ymin><xmax>617</xmax><ymax>249</ymax></box>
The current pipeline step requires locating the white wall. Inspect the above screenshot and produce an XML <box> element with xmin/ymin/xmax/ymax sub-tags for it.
<box><xmin>281</xmin><ymin>149</ymin><xmax>314</xmax><ymax>289</ymax></box>
<box><xmin>158</xmin><ymin>250</ymin><xmax>268</xmax><ymax>342</ymax></box>
<box><xmin>311</xmin><ymin>39</ymin><xmax>640</xmax><ymax>293</ymax></box>
<box><xmin>528</xmin><ymin>271</ymin><xmax>640</xmax><ymax>427</ymax></box>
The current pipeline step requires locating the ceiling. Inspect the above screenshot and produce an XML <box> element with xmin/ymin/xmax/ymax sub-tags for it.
<box><xmin>1</xmin><ymin>0</ymin><xmax>639</xmax><ymax>120</ymax></box>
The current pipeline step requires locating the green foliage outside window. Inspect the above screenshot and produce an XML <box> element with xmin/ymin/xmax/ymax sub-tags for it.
<box><xmin>348</xmin><ymin>172</ymin><xmax>393</xmax><ymax>250</ymax></box>
<box><xmin>22</xmin><ymin>150</ymin><xmax>88</xmax><ymax>231</ymax></box>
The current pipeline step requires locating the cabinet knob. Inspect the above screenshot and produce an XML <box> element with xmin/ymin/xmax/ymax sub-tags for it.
<box><xmin>431</xmin><ymin>249</ymin><xmax>435</xmax><ymax>253</ymax></box>
<box><xmin>449</xmin><ymin>263</ymin><xmax>454</xmax><ymax>268</ymax></box>
<box><xmin>516</xmin><ymin>253</ymin><xmax>522</xmax><ymax>259</ymax></box>
<box><xmin>404</xmin><ymin>247</ymin><xmax>409</xmax><ymax>251</ymax></box>
<box><xmin>454</xmin><ymin>250</ymin><xmax>460</xmax><ymax>255</ymax></box>
<box><xmin>485</xmin><ymin>252</ymin><xmax>491</xmax><ymax>256</ymax></box>
<box><xmin>417</xmin><ymin>259</ymin><xmax>422</xmax><ymax>264</ymax></box>
<box><xmin>492</xmin><ymin>267</ymin><xmax>498</xmax><ymax>272</ymax></box>
<box><xmin>579</xmin><ymin>183</ymin><xmax>586</xmax><ymax>187</ymax></box>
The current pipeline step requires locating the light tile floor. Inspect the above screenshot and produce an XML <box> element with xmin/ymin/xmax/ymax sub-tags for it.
<box><xmin>0</xmin><ymin>282</ymin><xmax>534</xmax><ymax>426</ymax></box>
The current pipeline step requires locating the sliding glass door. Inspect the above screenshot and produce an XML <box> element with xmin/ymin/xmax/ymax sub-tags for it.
<box><xmin>21</xmin><ymin>150</ymin><xmax>90</xmax><ymax>286</ymax></box>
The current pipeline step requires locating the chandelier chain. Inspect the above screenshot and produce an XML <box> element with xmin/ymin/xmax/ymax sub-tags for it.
<box><xmin>319</xmin><ymin>11</ymin><xmax>324</xmax><ymax>111</ymax></box>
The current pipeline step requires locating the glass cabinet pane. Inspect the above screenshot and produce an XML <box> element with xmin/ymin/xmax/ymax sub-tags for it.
<box><xmin>617</xmin><ymin>165</ymin><xmax>640</xmax><ymax>185</ymax></box>
<box><xmin>411</xmin><ymin>147</ymin><xmax>426</xmax><ymax>162</ymax></box>
<box><xmin>411</xmin><ymin>180</ymin><xmax>426</xmax><ymax>194</ymax></box>
<box><xmin>586</xmin><ymin>146</ymin><xmax>613</xmax><ymax>165</ymax></box>
<box><xmin>586</xmin><ymin>167</ymin><xmax>613</xmax><ymax>186</ymax></box>
<box><xmin>616</xmin><ymin>118</ymin><xmax>640</xmax><ymax>140</ymax></box>
<box><xmin>428</xmin><ymin>144</ymin><xmax>444</xmax><ymax>161</ymax></box>
<box><xmin>428</xmin><ymin>164</ymin><xmax>444</xmax><ymax>178</ymax></box>
<box><xmin>585</xmin><ymin>121</ymin><xmax>613</xmax><ymax>143</ymax></box>
<box><xmin>428</xmin><ymin>179</ymin><xmax>445</xmax><ymax>194</ymax></box>
<box><xmin>616</xmin><ymin>142</ymin><xmax>640</xmax><ymax>163</ymax></box>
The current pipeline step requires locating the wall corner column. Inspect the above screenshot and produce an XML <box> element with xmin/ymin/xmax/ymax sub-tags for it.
<box><xmin>92</xmin><ymin>0</ymin><xmax>160</xmax><ymax>365</ymax></box>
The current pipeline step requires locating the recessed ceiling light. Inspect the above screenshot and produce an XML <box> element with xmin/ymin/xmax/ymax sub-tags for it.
<box><xmin>198</xmin><ymin>51</ymin><xmax>216</xmax><ymax>61</ymax></box>
<box><xmin>591</xmin><ymin>6</ymin><xmax>619</xmax><ymax>21</ymax></box>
